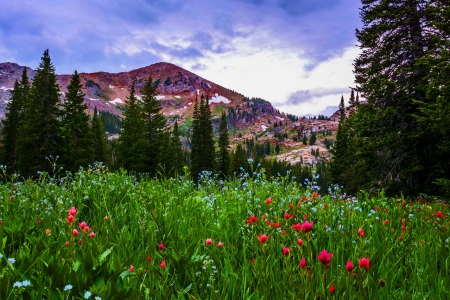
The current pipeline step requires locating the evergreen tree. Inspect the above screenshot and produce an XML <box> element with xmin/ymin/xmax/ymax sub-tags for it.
<box><xmin>92</xmin><ymin>107</ymin><xmax>111</xmax><ymax>166</ymax></box>
<box><xmin>169</xmin><ymin>120</ymin><xmax>185</xmax><ymax>177</ymax></box>
<box><xmin>60</xmin><ymin>71</ymin><xmax>94</xmax><ymax>172</ymax></box>
<box><xmin>190</xmin><ymin>95</ymin><xmax>215</xmax><ymax>182</ymax></box>
<box><xmin>275</xmin><ymin>142</ymin><xmax>280</xmax><ymax>154</ymax></box>
<box><xmin>309</xmin><ymin>132</ymin><xmax>316</xmax><ymax>146</ymax></box>
<box><xmin>330</xmin><ymin>95</ymin><xmax>349</xmax><ymax>185</ymax></box>
<box><xmin>18</xmin><ymin>50</ymin><xmax>62</xmax><ymax>177</ymax></box>
<box><xmin>229</xmin><ymin>144</ymin><xmax>249</xmax><ymax>176</ymax></box>
<box><xmin>217</xmin><ymin>112</ymin><xmax>230</xmax><ymax>178</ymax></box>
<box><xmin>1</xmin><ymin>68</ymin><xmax>29</xmax><ymax>171</ymax></box>
<box><xmin>116</xmin><ymin>84</ymin><xmax>147</xmax><ymax>173</ymax></box>
<box><xmin>346</xmin><ymin>0</ymin><xmax>450</xmax><ymax>195</ymax></box>
<box><xmin>348</xmin><ymin>89</ymin><xmax>356</xmax><ymax>106</ymax></box>
<box><xmin>141</xmin><ymin>76</ymin><xmax>167</xmax><ymax>176</ymax></box>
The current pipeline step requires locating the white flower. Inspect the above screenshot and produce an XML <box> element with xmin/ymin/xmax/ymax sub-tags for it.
<box><xmin>0</xmin><ymin>253</ymin><xmax>3</xmax><ymax>258</ymax></box>
<box><xmin>84</xmin><ymin>291</ymin><xmax>92</xmax><ymax>299</ymax></box>
<box><xmin>95</xmin><ymin>297</ymin><xmax>102</xmax><ymax>300</ymax></box>
<box><xmin>22</xmin><ymin>280</ymin><xmax>31</xmax><ymax>287</ymax></box>
<box><xmin>7</xmin><ymin>257</ymin><xmax>15</xmax><ymax>264</ymax></box>
<box><xmin>64</xmin><ymin>284</ymin><xmax>73</xmax><ymax>291</ymax></box>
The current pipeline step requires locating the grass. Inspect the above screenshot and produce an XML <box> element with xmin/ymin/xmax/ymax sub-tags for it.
<box><xmin>0</xmin><ymin>165</ymin><xmax>449</xmax><ymax>299</ymax></box>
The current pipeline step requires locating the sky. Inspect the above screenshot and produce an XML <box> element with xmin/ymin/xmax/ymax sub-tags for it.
<box><xmin>0</xmin><ymin>0</ymin><xmax>363</xmax><ymax>117</ymax></box>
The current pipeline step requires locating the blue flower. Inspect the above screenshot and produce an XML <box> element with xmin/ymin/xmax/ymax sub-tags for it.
<box><xmin>7</xmin><ymin>257</ymin><xmax>15</xmax><ymax>264</ymax></box>
<box><xmin>64</xmin><ymin>284</ymin><xmax>73</xmax><ymax>291</ymax></box>
<box><xmin>84</xmin><ymin>291</ymin><xmax>92</xmax><ymax>299</ymax></box>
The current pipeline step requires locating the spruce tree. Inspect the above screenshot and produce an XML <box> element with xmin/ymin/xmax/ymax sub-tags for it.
<box><xmin>60</xmin><ymin>71</ymin><xmax>94</xmax><ymax>172</ymax></box>
<box><xmin>18</xmin><ymin>50</ymin><xmax>62</xmax><ymax>177</ymax></box>
<box><xmin>141</xmin><ymin>76</ymin><xmax>167</xmax><ymax>176</ymax></box>
<box><xmin>229</xmin><ymin>143</ymin><xmax>249</xmax><ymax>176</ymax></box>
<box><xmin>1</xmin><ymin>68</ymin><xmax>29</xmax><ymax>171</ymax></box>
<box><xmin>217</xmin><ymin>112</ymin><xmax>230</xmax><ymax>178</ymax></box>
<box><xmin>92</xmin><ymin>107</ymin><xmax>111</xmax><ymax>166</ymax></box>
<box><xmin>116</xmin><ymin>84</ymin><xmax>147</xmax><ymax>173</ymax></box>
<box><xmin>330</xmin><ymin>95</ymin><xmax>349</xmax><ymax>185</ymax></box>
<box><xmin>348</xmin><ymin>89</ymin><xmax>356</xmax><ymax>106</ymax></box>
<box><xmin>169</xmin><ymin>120</ymin><xmax>184</xmax><ymax>177</ymax></box>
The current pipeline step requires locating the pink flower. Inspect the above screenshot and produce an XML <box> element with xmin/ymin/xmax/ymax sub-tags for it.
<box><xmin>359</xmin><ymin>257</ymin><xmax>370</xmax><ymax>270</ymax></box>
<box><xmin>68</xmin><ymin>207</ymin><xmax>77</xmax><ymax>216</ymax></box>
<box><xmin>317</xmin><ymin>250</ymin><xmax>333</xmax><ymax>266</ymax></box>
<box><xmin>78</xmin><ymin>222</ymin><xmax>87</xmax><ymax>229</ymax></box>
<box><xmin>160</xmin><ymin>260</ymin><xmax>166</xmax><ymax>268</ymax></box>
<box><xmin>104</xmin><ymin>216</ymin><xmax>109</xmax><ymax>221</ymax></box>
<box><xmin>265</xmin><ymin>198</ymin><xmax>273</xmax><ymax>204</ymax></box>
<box><xmin>437</xmin><ymin>211</ymin><xmax>443</xmax><ymax>219</ymax></box>
<box><xmin>66</xmin><ymin>215</ymin><xmax>75</xmax><ymax>224</ymax></box>
<box><xmin>90</xmin><ymin>232</ymin><xmax>96</xmax><ymax>238</ymax></box>
<box><xmin>357</xmin><ymin>228</ymin><xmax>365</xmax><ymax>237</ymax></box>
<box><xmin>258</xmin><ymin>234</ymin><xmax>269</xmax><ymax>244</ymax></box>
<box><xmin>83</xmin><ymin>226</ymin><xmax>91</xmax><ymax>233</ymax></box>
<box><xmin>299</xmin><ymin>258</ymin><xmax>307</xmax><ymax>268</ymax></box>
<box><xmin>297</xmin><ymin>238</ymin><xmax>303</xmax><ymax>246</ymax></box>
<box><xmin>205</xmin><ymin>238</ymin><xmax>213</xmax><ymax>246</ymax></box>
<box><xmin>217</xmin><ymin>241</ymin><xmax>224</xmax><ymax>248</ymax></box>
<box><xmin>282</xmin><ymin>246</ymin><xmax>291</xmax><ymax>256</ymax></box>
<box><xmin>292</xmin><ymin>223</ymin><xmax>303</xmax><ymax>232</ymax></box>
<box><xmin>158</xmin><ymin>243</ymin><xmax>165</xmax><ymax>250</ymax></box>
<box><xmin>129</xmin><ymin>265</ymin><xmax>135</xmax><ymax>272</ymax></box>
<box><xmin>147</xmin><ymin>256</ymin><xmax>152</xmax><ymax>261</ymax></box>
<box><xmin>246</xmin><ymin>215</ymin><xmax>258</xmax><ymax>225</ymax></box>
<box><xmin>72</xmin><ymin>229</ymin><xmax>79</xmax><ymax>236</ymax></box>
<box><xmin>302</xmin><ymin>221</ymin><xmax>314</xmax><ymax>233</ymax></box>
<box><xmin>345</xmin><ymin>261</ymin><xmax>354</xmax><ymax>272</ymax></box>
<box><xmin>65</xmin><ymin>241</ymin><xmax>70</xmax><ymax>246</ymax></box>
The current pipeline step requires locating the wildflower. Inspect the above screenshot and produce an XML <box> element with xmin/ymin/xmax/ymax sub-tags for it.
<box><xmin>258</xmin><ymin>234</ymin><xmax>269</xmax><ymax>244</ymax></box>
<box><xmin>299</xmin><ymin>258</ymin><xmax>307</xmax><ymax>268</ymax></box>
<box><xmin>160</xmin><ymin>260</ymin><xmax>166</xmax><ymax>268</ymax></box>
<box><xmin>302</xmin><ymin>221</ymin><xmax>314</xmax><ymax>233</ymax></box>
<box><xmin>345</xmin><ymin>261</ymin><xmax>354</xmax><ymax>272</ymax></box>
<box><xmin>330</xmin><ymin>285</ymin><xmax>336</xmax><ymax>294</ymax></box>
<box><xmin>297</xmin><ymin>238</ymin><xmax>303</xmax><ymax>246</ymax></box>
<box><xmin>90</xmin><ymin>232</ymin><xmax>96</xmax><ymax>238</ymax></box>
<box><xmin>158</xmin><ymin>243</ymin><xmax>164</xmax><ymax>250</ymax></box>
<box><xmin>79</xmin><ymin>222</ymin><xmax>87</xmax><ymax>229</ymax></box>
<box><xmin>84</xmin><ymin>291</ymin><xmax>92</xmax><ymax>299</ymax></box>
<box><xmin>357</xmin><ymin>228</ymin><xmax>365</xmax><ymax>237</ymax></box>
<box><xmin>398</xmin><ymin>236</ymin><xmax>403</xmax><ymax>241</ymax></box>
<box><xmin>401</xmin><ymin>225</ymin><xmax>406</xmax><ymax>232</ymax></box>
<box><xmin>265</xmin><ymin>198</ymin><xmax>273</xmax><ymax>204</ymax></box>
<box><xmin>246</xmin><ymin>215</ymin><xmax>258</xmax><ymax>224</ymax></box>
<box><xmin>359</xmin><ymin>257</ymin><xmax>370</xmax><ymax>270</ymax></box>
<box><xmin>104</xmin><ymin>216</ymin><xmax>109</xmax><ymax>221</ymax></box>
<box><xmin>283</xmin><ymin>213</ymin><xmax>291</xmax><ymax>220</ymax></box>
<box><xmin>205</xmin><ymin>238</ymin><xmax>213</xmax><ymax>246</ymax></box>
<box><xmin>0</xmin><ymin>253</ymin><xmax>3</xmax><ymax>258</ymax></box>
<box><xmin>66</xmin><ymin>215</ymin><xmax>75</xmax><ymax>223</ymax></box>
<box><xmin>83</xmin><ymin>226</ymin><xmax>91</xmax><ymax>233</ymax></box>
<box><xmin>72</xmin><ymin>229</ymin><xmax>79</xmax><ymax>236</ymax></box>
<box><xmin>384</xmin><ymin>219</ymin><xmax>390</xmax><ymax>225</ymax></box>
<box><xmin>251</xmin><ymin>258</ymin><xmax>256</xmax><ymax>265</ymax></box>
<box><xmin>292</xmin><ymin>223</ymin><xmax>303</xmax><ymax>232</ymax></box>
<box><xmin>64</xmin><ymin>284</ymin><xmax>73</xmax><ymax>291</ymax></box>
<box><xmin>317</xmin><ymin>250</ymin><xmax>333</xmax><ymax>266</ymax></box>
<box><xmin>129</xmin><ymin>265</ymin><xmax>135</xmax><ymax>272</ymax></box>
<box><xmin>69</xmin><ymin>207</ymin><xmax>77</xmax><ymax>216</ymax></box>
<box><xmin>8</xmin><ymin>257</ymin><xmax>15</xmax><ymax>264</ymax></box>
<box><xmin>13</xmin><ymin>281</ymin><xmax>22</xmax><ymax>288</ymax></box>
<box><xmin>65</xmin><ymin>241</ymin><xmax>70</xmax><ymax>246</ymax></box>
<box><xmin>281</xmin><ymin>229</ymin><xmax>287</xmax><ymax>235</ymax></box>
<box><xmin>217</xmin><ymin>241</ymin><xmax>224</xmax><ymax>248</ymax></box>
<box><xmin>37</xmin><ymin>219</ymin><xmax>41</xmax><ymax>224</ymax></box>
<box><xmin>437</xmin><ymin>211</ymin><xmax>443</xmax><ymax>219</ymax></box>
<box><xmin>10</xmin><ymin>195</ymin><xmax>14</xmax><ymax>200</ymax></box>
<box><xmin>45</xmin><ymin>229</ymin><xmax>51</xmax><ymax>235</ymax></box>
<box><xmin>95</xmin><ymin>297</ymin><xmax>102</xmax><ymax>300</ymax></box>
<box><xmin>282</xmin><ymin>246</ymin><xmax>291</xmax><ymax>256</ymax></box>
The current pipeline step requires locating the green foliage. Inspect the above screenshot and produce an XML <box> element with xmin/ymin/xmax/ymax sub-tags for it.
<box><xmin>92</xmin><ymin>107</ymin><xmax>111</xmax><ymax>167</ymax></box>
<box><xmin>85</xmin><ymin>79</ymin><xmax>100</xmax><ymax>89</ymax></box>
<box><xmin>99</xmin><ymin>111</ymin><xmax>121</xmax><ymax>134</ymax></box>
<box><xmin>330</xmin><ymin>95</ymin><xmax>349</xmax><ymax>185</ymax></box>
<box><xmin>60</xmin><ymin>71</ymin><xmax>95</xmax><ymax>172</ymax></box>
<box><xmin>308</xmin><ymin>132</ymin><xmax>316</xmax><ymax>146</ymax></box>
<box><xmin>217</xmin><ymin>112</ymin><xmax>230</xmax><ymax>179</ymax></box>
<box><xmin>229</xmin><ymin>144</ymin><xmax>249</xmax><ymax>176</ymax></box>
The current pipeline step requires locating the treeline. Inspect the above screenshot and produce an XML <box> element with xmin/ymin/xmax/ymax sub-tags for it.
<box><xmin>330</xmin><ymin>1</ymin><xmax>450</xmax><ymax>198</ymax></box>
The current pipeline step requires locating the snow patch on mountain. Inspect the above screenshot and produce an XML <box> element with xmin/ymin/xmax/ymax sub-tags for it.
<box><xmin>209</xmin><ymin>93</ymin><xmax>230</xmax><ymax>104</ymax></box>
<box><xmin>156</xmin><ymin>95</ymin><xmax>165</xmax><ymax>100</ymax></box>
<box><xmin>109</xmin><ymin>98</ymin><xmax>123</xmax><ymax>105</ymax></box>
<box><xmin>276</xmin><ymin>116</ymin><xmax>285</xmax><ymax>121</ymax></box>
<box><xmin>109</xmin><ymin>84</ymin><xmax>114</xmax><ymax>89</ymax></box>
<box><xmin>0</xmin><ymin>86</ymin><xmax>13</xmax><ymax>91</ymax></box>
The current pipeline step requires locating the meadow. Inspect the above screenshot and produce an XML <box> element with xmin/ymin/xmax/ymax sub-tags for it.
<box><xmin>0</xmin><ymin>164</ymin><xmax>449</xmax><ymax>299</ymax></box>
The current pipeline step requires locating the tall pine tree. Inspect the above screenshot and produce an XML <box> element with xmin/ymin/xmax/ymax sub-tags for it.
<box><xmin>1</xmin><ymin>68</ymin><xmax>30</xmax><ymax>171</ymax></box>
<box><xmin>168</xmin><ymin>120</ymin><xmax>184</xmax><ymax>177</ymax></box>
<box><xmin>141</xmin><ymin>76</ymin><xmax>167</xmax><ymax>176</ymax></box>
<box><xmin>92</xmin><ymin>107</ymin><xmax>111</xmax><ymax>166</ymax></box>
<box><xmin>116</xmin><ymin>83</ymin><xmax>147</xmax><ymax>173</ymax></box>
<box><xmin>60</xmin><ymin>71</ymin><xmax>94</xmax><ymax>172</ymax></box>
<box><xmin>330</xmin><ymin>95</ymin><xmax>349</xmax><ymax>185</ymax></box>
<box><xmin>18</xmin><ymin>50</ymin><xmax>62</xmax><ymax>177</ymax></box>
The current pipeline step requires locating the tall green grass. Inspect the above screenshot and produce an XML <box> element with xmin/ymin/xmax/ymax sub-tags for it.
<box><xmin>0</xmin><ymin>165</ymin><xmax>449</xmax><ymax>299</ymax></box>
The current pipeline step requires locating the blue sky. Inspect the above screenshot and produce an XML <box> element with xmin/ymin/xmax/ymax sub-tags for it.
<box><xmin>0</xmin><ymin>0</ymin><xmax>362</xmax><ymax>116</ymax></box>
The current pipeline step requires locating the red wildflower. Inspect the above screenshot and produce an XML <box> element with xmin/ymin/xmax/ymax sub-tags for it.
<box><xmin>66</xmin><ymin>215</ymin><xmax>75</xmax><ymax>224</ymax></box>
<box><xmin>265</xmin><ymin>198</ymin><xmax>273</xmax><ymax>204</ymax></box>
<box><xmin>330</xmin><ymin>285</ymin><xmax>336</xmax><ymax>294</ymax></box>
<box><xmin>297</xmin><ymin>238</ymin><xmax>303</xmax><ymax>246</ymax></box>
<box><xmin>251</xmin><ymin>258</ymin><xmax>256</xmax><ymax>265</ymax></box>
<box><xmin>345</xmin><ymin>261</ymin><xmax>354</xmax><ymax>272</ymax></box>
<box><xmin>299</xmin><ymin>258</ymin><xmax>307</xmax><ymax>268</ymax></box>
<box><xmin>283</xmin><ymin>213</ymin><xmax>291</xmax><ymax>220</ymax></box>
<box><xmin>398</xmin><ymin>236</ymin><xmax>403</xmax><ymax>241</ymax></box>
<box><xmin>72</xmin><ymin>229</ymin><xmax>79</xmax><ymax>236</ymax></box>
<box><xmin>401</xmin><ymin>225</ymin><xmax>406</xmax><ymax>232</ymax></box>
<box><xmin>217</xmin><ymin>241</ymin><xmax>224</xmax><ymax>248</ymax></box>
<box><xmin>129</xmin><ymin>265</ymin><xmax>135</xmax><ymax>272</ymax></box>
<box><xmin>292</xmin><ymin>223</ymin><xmax>303</xmax><ymax>232</ymax></box>
<box><xmin>78</xmin><ymin>222</ymin><xmax>87</xmax><ymax>229</ymax></box>
<box><xmin>437</xmin><ymin>211</ymin><xmax>443</xmax><ymax>219</ymax></box>
<box><xmin>317</xmin><ymin>250</ymin><xmax>333</xmax><ymax>266</ymax></box>
<box><xmin>302</xmin><ymin>221</ymin><xmax>314</xmax><ymax>233</ymax></box>
<box><xmin>205</xmin><ymin>238</ymin><xmax>213</xmax><ymax>246</ymax></box>
<box><xmin>359</xmin><ymin>257</ymin><xmax>370</xmax><ymax>270</ymax></box>
<box><xmin>68</xmin><ymin>207</ymin><xmax>77</xmax><ymax>216</ymax></box>
<box><xmin>83</xmin><ymin>226</ymin><xmax>91</xmax><ymax>233</ymax></box>
<box><xmin>160</xmin><ymin>260</ymin><xmax>166</xmax><ymax>268</ymax></box>
<box><xmin>65</xmin><ymin>241</ymin><xmax>70</xmax><ymax>246</ymax></box>
<box><xmin>246</xmin><ymin>215</ymin><xmax>258</xmax><ymax>224</ymax></box>
<box><xmin>158</xmin><ymin>243</ymin><xmax>165</xmax><ymax>250</ymax></box>
<box><xmin>104</xmin><ymin>216</ymin><xmax>109</xmax><ymax>221</ymax></box>
<box><xmin>147</xmin><ymin>256</ymin><xmax>152</xmax><ymax>261</ymax></box>
<box><xmin>282</xmin><ymin>246</ymin><xmax>291</xmax><ymax>256</ymax></box>
<box><xmin>90</xmin><ymin>232</ymin><xmax>96</xmax><ymax>238</ymax></box>
<box><xmin>258</xmin><ymin>234</ymin><xmax>269</xmax><ymax>244</ymax></box>
<box><xmin>357</xmin><ymin>228</ymin><xmax>365</xmax><ymax>237</ymax></box>
<box><xmin>281</xmin><ymin>229</ymin><xmax>287</xmax><ymax>235</ymax></box>
<box><xmin>45</xmin><ymin>229</ymin><xmax>51</xmax><ymax>235</ymax></box>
